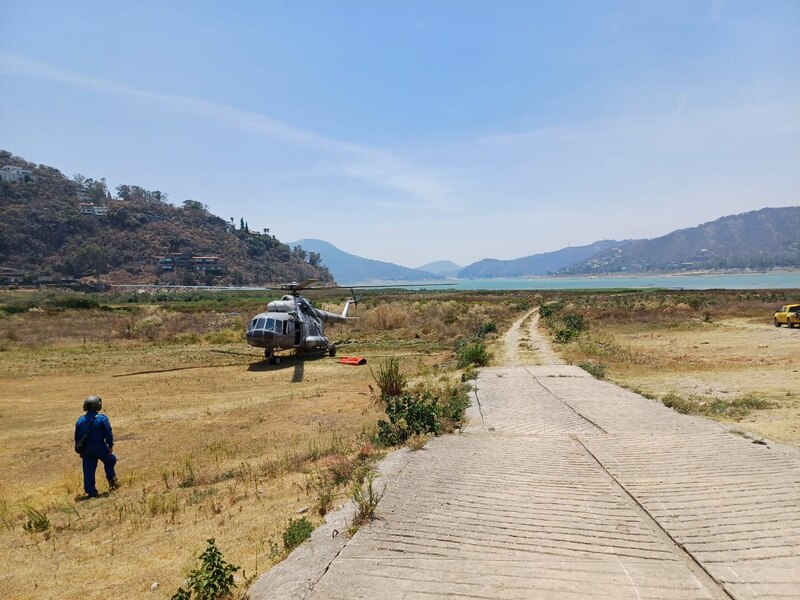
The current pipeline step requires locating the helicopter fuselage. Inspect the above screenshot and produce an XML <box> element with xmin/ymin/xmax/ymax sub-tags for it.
<box><xmin>245</xmin><ymin>294</ymin><xmax>352</xmax><ymax>363</ymax></box>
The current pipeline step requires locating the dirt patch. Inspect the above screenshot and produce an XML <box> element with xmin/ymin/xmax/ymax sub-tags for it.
<box><xmin>545</xmin><ymin>309</ymin><xmax>800</xmax><ymax>448</ymax></box>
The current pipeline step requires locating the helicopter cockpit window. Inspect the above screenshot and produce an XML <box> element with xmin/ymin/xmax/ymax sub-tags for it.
<box><xmin>248</xmin><ymin>319</ymin><xmax>258</xmax><ymax>331</ymax></box>
<box><xmin>255</xmin><ymin>317</ymin><xmax>266</xmax><ymax>331</ymax></box>
<box><xmin>266</xmin><ymin>318</ymin><xmax>275</xmax><ymax>332</ymax></box>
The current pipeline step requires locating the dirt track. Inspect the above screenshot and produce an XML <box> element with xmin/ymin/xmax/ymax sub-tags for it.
<box><xmin>250</xmin><ymin>311</ymin><xmax>800</xmax><ymax>599</ymax></box>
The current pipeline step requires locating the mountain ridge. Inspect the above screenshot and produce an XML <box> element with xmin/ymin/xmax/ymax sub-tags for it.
<box><xmin>458</xmin><ymin>240</ymin><xmax>625</xmax><ymax>278</ymax></box>
<box><xmin>290</xmin><ymin>239</ymin><xmax>441</xmax><ymax>284</ymax></box>
<box><xmin>559</xmin><ymin>207</ymin><xmax>800</xmax><ymax>274</ymax></box>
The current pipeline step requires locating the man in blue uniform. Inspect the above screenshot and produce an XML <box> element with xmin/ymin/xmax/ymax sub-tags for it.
<box><xmin>74</xmin><ymin>395</ymin><xmax>117</xmax><ymax>497</ymax></box>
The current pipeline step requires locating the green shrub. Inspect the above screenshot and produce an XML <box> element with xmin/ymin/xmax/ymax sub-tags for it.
<box><xmin>455</xmin><ymin>340</ymin><xmax>492</xmax><ymax>368</ymax></box>
<box><xmin>461</xmin><ymin>365</ymin><xmax>478</xmax><ymax>381</ymax></box>
<box><xmin>478</xmin><ymin>322</ymin><xmax>497</xmax><ymax>336</ymax></box>
<box><xmin>554</xmin><ymin>327</ymin><xmax>579</xmax><ymax>343</ymax></box>
<box><xmin>539</xmin><ymin>302</ymin><xmax>563</xmax><ymax>318</ymax></box>
<box><xmin>172</xmin><ymin>538</ymin><xmax>239</xmax><ymax>600</ymax></box>
<box><xmin>579</xmin><ymin>362</ymin><xmax>607</xmax><ymax>379</ymax></box>
<box><xmin>435</xmin><ymin>381</ymin><xmax>471</xmax><ymax>432</ymax></box>
<box><xmin>351</xmin><ymin>471</ymin><xmax>385</xmax><ymax>531</ymax></box>
<box><xmin>0</xmin><ymin>305</ymin><xmax>27</xmax><ymax>315</ymax></box>
<box><xmin>283</xmin><ymin>517</ymin><xmax>314</xmax><ymax>551</ymax></box>
<box><xmin>371</xmin><ymin>357</ymin><xmax>407</xmax><ymax>399</ymax></box>
<box><xmin>47</xmin><ymin>295</ymin><xmax>100</xmax><ymax>310</ymax></box>
<box><xmin>661</xmin><ymin>392</ymin><xmax>701</xmax><ymax>415</ymax></box>
<box><xmin>377</xmin><ymin>394</ymin><xmax>440</xmax><ymax>446</ymax></box>
<box><xmin>707</xmin><ymin>394</ymin><xmax>773</xmax><ymax>420</ymax></box>
<box><xmin>562</xmin><ymin>313</ymin><xmax>587</xmax><ymax>331</ymax></box>
<box><xmin>132</xmin><ymin>315</ymin><xmax>164</xmax><ymax>341</ymax></box>
<box><xmin>21</xmin><ymin>505</ymin><xmax>50</xmax><ymax>533</ymax></box>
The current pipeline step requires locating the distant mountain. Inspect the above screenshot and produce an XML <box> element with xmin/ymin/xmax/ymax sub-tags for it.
<box><xmin>417</xmin><ymin>260</ymin><xmax>461</xmax><ymax>277</ymax></box>
<box><xmin>290</xmin><ymin>239</ymin><xmax>440</xmax><ymax>284</ymax></box>
<box><xmin>0</xmin><ymin>150</ymin><xmax>333</xmax><ymax>285</ymax></box>
<box><xmin>560</xmin><ymin>207</ymin><xmax>800</xmax><ymax>274</ymax></box>
<box><xmin>458</xmin><ymin>240</ymin><xmax>624</xmax><ymax>278</ymax></box>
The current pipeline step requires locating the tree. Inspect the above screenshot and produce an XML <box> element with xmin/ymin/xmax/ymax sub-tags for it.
<box><xmin>182</xmin><ymin>199</ymin><xmax>207</xmax><ymax>212</ymax></box>
<box><xmin>308</xmin><ymin>252</ymin><xmax>321</xmax><ymax>267</ymax></box>
<box><xmin>240</xmin><ymin>217</ymin><xmax>245</xmax><ymax>230</ymax></box>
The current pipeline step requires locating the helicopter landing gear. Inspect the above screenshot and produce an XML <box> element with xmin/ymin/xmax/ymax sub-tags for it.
<box><xmin>265</xmin><ymin>349</ymin><xmax>282</xmax><ymax>365</ymax></box>
<box><xmin>328</xmin><ymin>344</ymin><xmax>337</xmax><ymax>358</ymax></box>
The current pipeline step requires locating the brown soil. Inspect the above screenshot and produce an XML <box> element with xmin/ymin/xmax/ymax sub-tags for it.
<box><xmin>559</xmin><ymin>317</ymin><xmax>800</xmax><ymax>448</ymax></box>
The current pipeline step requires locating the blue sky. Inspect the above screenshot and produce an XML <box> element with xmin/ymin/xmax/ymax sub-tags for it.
<box><xmin>1</xmin><ymin>1</ymin><xmax>798</xmax><ymax>267</ymax></box>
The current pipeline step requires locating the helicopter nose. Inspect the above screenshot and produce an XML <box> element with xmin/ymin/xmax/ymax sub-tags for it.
<box><xmin>246</xmin><ymin>330</ymin><xmax>274</xmax><ymax>346</ymax></box>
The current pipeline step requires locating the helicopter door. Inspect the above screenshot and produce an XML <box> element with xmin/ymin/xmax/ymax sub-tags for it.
<box><xmin>294</xmin><ymin>322</ymin><xmax>302</xmax><ymax>346</ymax></box>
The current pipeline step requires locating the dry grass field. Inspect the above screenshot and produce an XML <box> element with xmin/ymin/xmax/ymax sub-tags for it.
<box><xmin>2</xmin><ymin>288</ymin><xmax>798</xmax><ymax>598</ymax></box>
<box><xmin>0</xmin><ymin>290</ymin><xmax>525</xmax><ymax>599</ymax></box>
<box><xmin>539</xmin><ymin>289</ymin><xmax>800</xmax><ymax>448</ymax></box>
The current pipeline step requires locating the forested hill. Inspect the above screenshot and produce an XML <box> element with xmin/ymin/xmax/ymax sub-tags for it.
<box><xmin>559</xmin><ymin>207</ymin><xmax>800</xmax><ymax>274</ymax></box>
<box><xmin>0</xmin><ymin>151</ymin><xmax>333</xmax><ymax>285</ymax></box>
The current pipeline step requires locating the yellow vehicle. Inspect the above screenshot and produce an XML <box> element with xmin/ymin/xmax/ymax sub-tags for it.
<box><xmin>773</xmin><ymin>304</ymin><xmax>800</xmax><ymax>328</ymax></box>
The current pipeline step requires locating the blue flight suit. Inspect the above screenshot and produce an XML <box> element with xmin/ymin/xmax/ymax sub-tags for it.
<box><xmin>74</xmin><ymin>410</ymin><xmax>116</xmax><ymax>496</ymax></box>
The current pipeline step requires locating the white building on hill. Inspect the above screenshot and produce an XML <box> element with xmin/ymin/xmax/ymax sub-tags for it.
<box><xmin>0</xmin><ymin>165</ymin><xmax>33</xmax><ymax>183</ymax></box>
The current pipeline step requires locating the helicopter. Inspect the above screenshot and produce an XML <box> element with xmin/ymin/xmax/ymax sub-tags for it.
<box><xmin>112</xmin><ymin>278</ymin><xmax>452</xmax><ymax>365</ymax></box>
<box><xmin>245</xmin><ymin>279</ymin><xmax>356</xmax><ymax>364</ymax></box>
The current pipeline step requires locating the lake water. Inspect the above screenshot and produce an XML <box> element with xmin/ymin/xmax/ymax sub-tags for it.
<box><xmin>362</xmin><ymin>272</ymin><xmax>800</xmax><ymax>291</ymax></box>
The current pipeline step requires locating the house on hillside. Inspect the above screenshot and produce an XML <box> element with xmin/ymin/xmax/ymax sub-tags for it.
<box><xmin>154</xmin><ymin>255</ymin><xmax>225</xmax><ymax>275</ymax></box>
<box><xmin>192</xmin><ymin>256</ymin><xmax>225</xmax><ymax>275</ymax></box>
<box><xmin>0</xmin><ymin>267</ymin><xmax>27</xmax><ymax>285</ymax></box>
<box><xmin>0</xmin><ymin>165</ymin><xmax>34</xmax><ymax>183</ymax></box>
<box><xmin>79</xmin><ymin>203</ymin><xmax>108</xmax><ymax>216</ymax></box>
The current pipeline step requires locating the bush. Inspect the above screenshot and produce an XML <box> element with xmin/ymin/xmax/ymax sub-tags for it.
<box><xmin>47</xmin><ymin>295</ymin><xmax>100</xmax><ymax>310</ymax></box>
<box><xmin>562</xmin><ymin>313</ymin><xmax>587</xmax><ymax>332</ymax></box>
<box><xmin>377</xmin><ymin>394</ymin><xmax>440</xmax><ymax>446</ymax></box>
<box><xmin>455</xmin><ymin>340</ymin><xmax>492</xmax><ymax>368</ymax></box>
<box><xmin>579</xmin><ymin>362</ymin><xmax>607</xmax><ymax>379</ymax></box>
<box><xmin>435</xmin><ymin>381</ymin><xmax>471</xmax><ymax>433</ymax></box>
<box><xmin>132</xmin><ymin>315</ymin><xmax>164</xmax><ymax>341</ymax></box>
<box><xmin>554</xmin><ymin>327</ymin><xmax>579</xmax><ymax>343</ymax></box>
<box><xmin>283</xmin><ymin>517</ymin><xmax>314</xmax><ymax>551</ymax></box>
<box><xmin>171</xmin><ymin>538</ymin><xmax>239</xmax><ymax>600</ymax></box>
<box><xmin>539</xmin><ymin>302</ymin><xmax>563</xmax><ymax>318</ymax></box>
<box><xmin>351</xmin><ymin>471</ymin><xmax>385</xmax><ymax>531</ymax></box>
<box><xmin>371</xmin><ymin>357</ymin><xmax>407</xmax><ymax>399</ymax></box>
<box><xmin>661</xmin><ymin>392</ymin><xmax>700</xmax><ymax>415</ymax></box>
<box><xmin>478</xmin><ymin>322</ymin><xmax>497</xmax><ymax>336</ymax></box>
<box><xmin>21</xmin><ymin>505</ymin><xmax>50</xmax><ymax>533</ymax></box>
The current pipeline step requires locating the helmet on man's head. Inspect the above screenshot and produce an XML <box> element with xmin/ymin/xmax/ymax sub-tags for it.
<box><xmin>83</xmin><ymin>395</ymin><xmax>102</xmax><ymax>412</ymax></box>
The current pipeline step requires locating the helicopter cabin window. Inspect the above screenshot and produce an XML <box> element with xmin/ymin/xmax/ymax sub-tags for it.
<box><xmin>266</xmin><ymin>318</ymin><xmax>275</xmax><ymax>332</ymax></box>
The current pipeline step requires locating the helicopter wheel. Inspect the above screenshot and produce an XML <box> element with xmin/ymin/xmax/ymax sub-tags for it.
<box><xmin>328</xmin><ymin>345</ymin><xmax>337</xmax><ymax>358</ymax></box>
<box><xmin>271</xmin><ymin>355</ymin><xmax>282</xmax><ymax>365</ymax></box>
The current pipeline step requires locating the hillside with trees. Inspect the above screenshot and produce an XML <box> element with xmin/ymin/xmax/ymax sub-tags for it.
<box><xmin>0</xmin><ymin>151</ymin><xmax>333</xmax><ymax>285</ymax></box>
<box><xmin>559</xmin><ymin>207</ymin><xmax>800</xmax><ymax>274</ymax></box>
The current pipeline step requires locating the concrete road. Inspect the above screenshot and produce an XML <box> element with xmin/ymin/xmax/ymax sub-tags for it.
<box><xmin>250</xmin><ymin>313</ymin><xmax>800</xmax><ymax>600</ymax></box>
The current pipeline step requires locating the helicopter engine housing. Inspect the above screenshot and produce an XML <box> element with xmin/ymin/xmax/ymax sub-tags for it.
<box><xmin>266</xmin><ymin>300</ymin><xmax>294</xmax><ymax>312</ymax></box>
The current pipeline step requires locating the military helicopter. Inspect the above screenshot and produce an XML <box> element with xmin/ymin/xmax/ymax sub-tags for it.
<box><xmin>245</xmin><ymin>279</ymin><xmax>356</xmax><ymax>364</ymax></box>
<box><xmin>113</xmin><ymin>278</ymin><xmax>451</xmax><ymax>365</ymax></box>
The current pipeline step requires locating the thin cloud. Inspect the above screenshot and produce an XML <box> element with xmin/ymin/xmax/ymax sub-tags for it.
<box><xmin>0</xmin><ymin>50</ymin><xmax>452</xmax><ymax>208</ymax></box>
